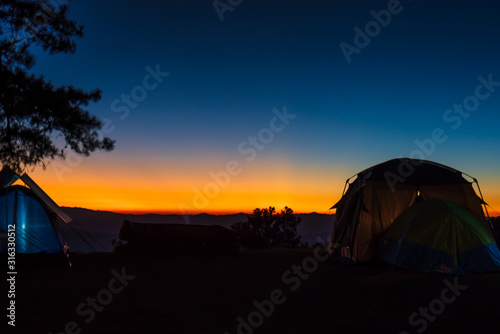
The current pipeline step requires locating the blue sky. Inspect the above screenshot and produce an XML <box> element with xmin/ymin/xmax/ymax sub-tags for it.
<box><xmin>29</xmin><ymin>0</ymin><xmax>500</xmax><ymax>214</ymax></box>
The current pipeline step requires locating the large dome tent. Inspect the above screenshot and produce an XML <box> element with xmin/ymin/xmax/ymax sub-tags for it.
<box><xmin>328</xmin><ymin>158</ymin><xmax>492</xmax><ymax>265</ymax></box>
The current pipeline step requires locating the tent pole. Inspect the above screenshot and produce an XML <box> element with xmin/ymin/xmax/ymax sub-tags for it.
<box><xmin>341</xmin><ymin>179</ymin><xmax>348</xmax><ymax>197</ymax></box>
<box><xmin>473</xmin><ymin>178</ymin><xmax>490</xmax><ymax>217</ymax></box>
<box><xmin>473</xmin><ymin>177</ymin><xmax>494</xmax><ymax>234</ymax></box>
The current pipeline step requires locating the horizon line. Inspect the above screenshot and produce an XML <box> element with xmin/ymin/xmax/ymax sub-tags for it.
<box><xmin>61</xmin><ymin>206</ymin><xmax>336</xmax><ymax>216</ymax></box>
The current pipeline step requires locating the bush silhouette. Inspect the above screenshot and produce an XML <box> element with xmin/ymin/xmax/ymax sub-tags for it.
<box><xmin>232</xmin><ymin>206</ymin><xmax>301</xmax><ymax>249</ymax></box>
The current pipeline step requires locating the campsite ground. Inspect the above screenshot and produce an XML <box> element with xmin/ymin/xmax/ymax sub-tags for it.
<box><xmin>12</xmin><ymin>249</ymin><xmax>500</xmax><ymax>334</ymax></box>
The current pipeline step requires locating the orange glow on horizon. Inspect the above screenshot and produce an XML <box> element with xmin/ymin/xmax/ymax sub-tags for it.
<box><xmin>26</xmin><ymin>159</ymin><xmax>343</xmax><ymax>216</ymax></box>
<box><xmin>20</xmin><ymin>158</ymin><xmax>500</xmax><ymax>218</ymax></box>
<box><xmin>106</xmin><ymin>208</ymin><xmax>336</xmax><ymax>216</ymax></box>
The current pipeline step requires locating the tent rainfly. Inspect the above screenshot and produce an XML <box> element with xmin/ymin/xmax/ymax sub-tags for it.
<box><xmin>0</xmin><ymin>166</ymin><xmax>71</xmax><ymax>257</ymax></box>
<box><xmin>378</xmin><ymin>198</ymin><xmax>500</xmax><ymax>274</ymax></box>
<box><xmin>329</xmin><ymin>158</ymin><xmax>493</xmax><ymax>265</ymax></box>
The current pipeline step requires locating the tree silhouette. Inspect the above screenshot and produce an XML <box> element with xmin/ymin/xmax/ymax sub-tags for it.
<box><xmin>0</xmin><ymin>0</ymin><xmax>114</xmax><ymax>172</ymax></box>
<box><xmin>232</xmin><ymin>206</ymin><xmax>301</xmax><ymax>249</ymax></box>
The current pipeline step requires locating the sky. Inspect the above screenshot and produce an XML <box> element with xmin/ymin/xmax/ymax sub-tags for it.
<box><xmin>23</xmin><ymin>0</ymin><xmax>500</xmax><ymax>216</ymax></box>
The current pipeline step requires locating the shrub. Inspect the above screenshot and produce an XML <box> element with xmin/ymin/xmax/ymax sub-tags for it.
<box><xmin>232</xmin><ymin>206</ymin><xmax>301</xmax><ymax>249</ymax></box>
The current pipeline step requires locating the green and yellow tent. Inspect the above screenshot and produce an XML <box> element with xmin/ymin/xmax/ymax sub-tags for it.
<box><xmin>378</xmin><ymin>198</ymin><xmax>500</xmax><ymax>274</ymax></box>
<box><xmin>329</xmin><ymin>158</ymin><xmax>491</xmax><ymax>264</ymax></box>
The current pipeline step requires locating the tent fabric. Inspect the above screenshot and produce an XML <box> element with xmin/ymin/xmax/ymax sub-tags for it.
<box><xmin>351</xmin><ymin>158</ymin><xmax>469</xmax><ymax>185</ymax></box>
<box><xmin>329</xmin><ymin>158</ymin><xmax>490</xmax><ymax>264</ymax></box>
<box><xmin>20</xmin><ymin>173</ymin><xmax>72</xmax><ymax>223</ymax></box>
<box><xmin>0</xmin><ymin>166</ymin><xmax>18</xmax><ymax>189</ymax></box>
<box><xmin>0</xmin><ymin>166</ymin><xmax>72</xmax><ymax>223</ymax></box>
<box><xmin>0</xmin><ymin>185</ymin><xmax>65</xmax><ymax>254</ymax></box>
<box><xmin>378</xmin><ymin>198</ymin><xmax>500</xmax><ymax>274</ymax></box>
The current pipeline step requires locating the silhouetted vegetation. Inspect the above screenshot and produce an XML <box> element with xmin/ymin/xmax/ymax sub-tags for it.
<box><xmin>0</xmin><ymin>1</ymin><xmax>114</xmax><ymax>172</ymax></box>
<box><xmin>231</xmin><ymin>206</ymin><xmax>301</xmax><ymax>249</ymax></box>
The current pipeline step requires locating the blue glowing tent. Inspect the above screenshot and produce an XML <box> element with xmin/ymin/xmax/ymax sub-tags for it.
<box><xmin>0</xmin><ymin>167</ymin><xmax>71</xmax><ymax>256</ymax></box>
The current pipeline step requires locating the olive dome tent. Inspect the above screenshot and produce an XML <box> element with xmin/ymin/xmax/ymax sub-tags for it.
<box><xmin>328</xmin><ymin>158</ymin><xmax>491</xmax><ymax>264</ymax></box>
<box><xmin>0</xmin><ymin>166</ymin><xmax>72</xmax><ymax>257</ymax></box>
<box><xmin>378</xmin><ymin>198</ymin><xmax>500</xmax><ymax>274</ymax></box>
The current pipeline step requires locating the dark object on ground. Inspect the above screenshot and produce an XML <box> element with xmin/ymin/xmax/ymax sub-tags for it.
<box><xmin>118</xmin><ymin>220</ymin><xmax>239</xmax><ymax>255</ymax></box>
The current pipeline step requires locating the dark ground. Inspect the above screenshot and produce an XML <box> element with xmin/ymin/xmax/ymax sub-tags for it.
<box><xmin>7</xmin><ymin>249</ymin><xmax>500</xmax><ymax>334</ymax></box>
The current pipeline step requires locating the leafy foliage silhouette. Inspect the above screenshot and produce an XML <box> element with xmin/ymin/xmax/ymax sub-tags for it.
<box><xmin>0</xmin><ymin>0</ymin><xmax>114</xmax><ymax>172</ymax></box>
<box><xmin>232</xmin><ymin>206</ymin><xmax>301</xmax><ymax>249</ymax></box>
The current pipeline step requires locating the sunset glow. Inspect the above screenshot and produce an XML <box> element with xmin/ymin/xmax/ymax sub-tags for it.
<box><xmin>10</xmin><ymin>0</ymin><xmax>500</xmax><ymax>218</ymax></box>
<box><xmin>27</xmin><ymin>159</ymin><xmax>500</xmax><ymax>217</ymax></box>
<box><xmin>28</xmin><ymin>158</ymin><xmax>349</xmax><ymax>215</ymax></box>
